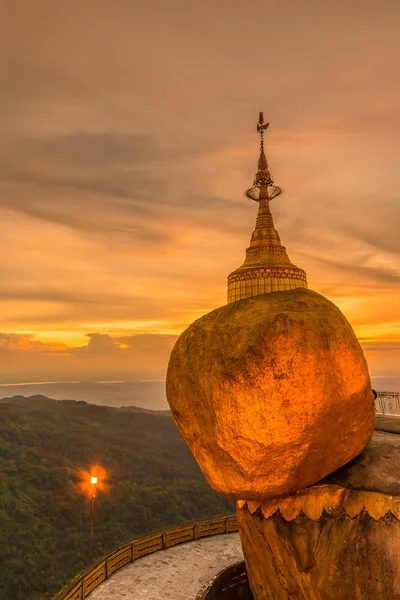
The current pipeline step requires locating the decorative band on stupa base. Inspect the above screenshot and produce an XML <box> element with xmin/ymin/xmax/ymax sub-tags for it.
<box><xmin>227</xmin><ymin>266</ymin><xmax>307</xmax><ymax>303</ymax></box>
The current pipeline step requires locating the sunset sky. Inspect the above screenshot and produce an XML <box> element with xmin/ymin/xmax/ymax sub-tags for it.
<box><xmin>1</xmin><ymin>0</ymin><xmax>399</xmax><ymax>384</ymax></box>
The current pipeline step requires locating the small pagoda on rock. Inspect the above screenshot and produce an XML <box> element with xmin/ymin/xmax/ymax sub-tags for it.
<box><xmin>227</xmin><ymin>112</ymin><xmax>307</xmax><ymax>303</ymax></box>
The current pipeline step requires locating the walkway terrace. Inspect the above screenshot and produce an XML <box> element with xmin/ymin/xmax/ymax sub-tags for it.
<box><xmin>89</xmin><ymin>532</ymin><xmax>243</xmax><ymax>600</ymax></box>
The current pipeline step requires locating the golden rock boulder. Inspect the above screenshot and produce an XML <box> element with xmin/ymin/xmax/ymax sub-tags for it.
<box><xmin>166</xmin><ymin>288</ymin><xmax>375</xmax><ymax>501</ymax></box>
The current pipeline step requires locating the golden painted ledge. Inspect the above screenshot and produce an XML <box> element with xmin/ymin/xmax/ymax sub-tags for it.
<box><xmin>238</xmin><ymin>430</ymin><xmax>400</xmax><ymax>522</ymax></box>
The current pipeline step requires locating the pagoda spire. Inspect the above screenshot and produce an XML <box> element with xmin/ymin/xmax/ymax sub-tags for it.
<box><xmin>227</xmin><ymin>113</ymin><xmax>307</xmax><ymax>303</ymax></box>
<box><xmin>254</xmin><ymin>111</ymin><xmax>273</xmax><ymax>187</ymax></box>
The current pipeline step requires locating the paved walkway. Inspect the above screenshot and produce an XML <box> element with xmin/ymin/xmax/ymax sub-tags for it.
<box><xmin>89</xmin><ymin>533</ymin><xmax>243</xmax><ymax>600</ymax></box>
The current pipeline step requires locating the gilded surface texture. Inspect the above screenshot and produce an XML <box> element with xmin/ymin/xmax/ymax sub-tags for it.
<box><xmin>166</xmin><ymin>288</ymin><xmax>375</xmax><ymax>501</ymax></box>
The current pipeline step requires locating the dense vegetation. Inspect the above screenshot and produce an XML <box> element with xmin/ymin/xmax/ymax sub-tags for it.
<box><xmin>0</xmin><ymin>396</ymin><xmax>234</xmax><ymax>600</ymax></box>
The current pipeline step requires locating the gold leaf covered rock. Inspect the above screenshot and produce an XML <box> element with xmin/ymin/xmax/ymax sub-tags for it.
<box><xmin>166</xmin><ymin>288</ymin><xmax>375</xmax><ymax>500</ymax></box>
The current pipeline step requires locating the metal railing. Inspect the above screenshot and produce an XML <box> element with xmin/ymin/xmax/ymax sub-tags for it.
<box><xmin>52</xmin><ymin>515</ymin><xmax>238</xmax><ymax>600</ymax></box>
<box><xmin>375</xmin><ymin>391</ymin><xmax>400</xmax><ymax>416</ymax></box>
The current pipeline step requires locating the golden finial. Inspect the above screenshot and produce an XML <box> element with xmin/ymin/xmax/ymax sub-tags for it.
<box><xmin>257</xmin><ymin>111</ymin><xmax>269</xmax><ymax>153</ymax></box>
<box><xmin>246</xmin><ymin>113</ymin><xmax>280</xmax><ymax>200</ymax></box>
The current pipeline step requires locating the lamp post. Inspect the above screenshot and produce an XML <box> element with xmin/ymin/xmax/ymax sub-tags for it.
<box><xmin>78</xmin><ymin>466</ymin><xmax>107</xmax><ymax>563</ymax></box>
<box><xmin>90</xmin><ymin>476</ymin><xmax>98</xmax><ymax>560</ymax></box>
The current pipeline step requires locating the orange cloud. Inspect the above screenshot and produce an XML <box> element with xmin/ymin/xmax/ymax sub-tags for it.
<box><xmin>0</xmin><ymin>0</ymin><xmax>399</xmax><ymax>384</ymax></box>
<box><xmin>0</xmin><ymin>332</ymin><xmax>178</xmax><ymax>384</ymax></box>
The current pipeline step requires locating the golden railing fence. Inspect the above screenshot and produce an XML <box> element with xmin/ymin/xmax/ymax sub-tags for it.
<box><xmin>52</xmin><ymin>515</ymin><xmax>238</xmax><ymax>600</ymax></box>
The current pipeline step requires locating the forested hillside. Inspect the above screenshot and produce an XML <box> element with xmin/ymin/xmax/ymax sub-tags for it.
<box><xmin>0</xmin><ymin>396</ymin><xmax>234</xmax><ymax>600</ymax></box>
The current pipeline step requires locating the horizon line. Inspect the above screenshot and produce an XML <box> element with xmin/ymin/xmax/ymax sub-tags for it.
<box><xmin>0</xmin><ymin>379</ymin><xmax>167</xmax><ymax>387</ymax></box>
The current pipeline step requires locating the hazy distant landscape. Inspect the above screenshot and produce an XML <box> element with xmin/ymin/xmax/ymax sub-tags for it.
<box><xmin>0</xmin><ymin>381</ymin><xmax>169</xmax><ymax>410</ymax></box>
<box><xmin>370</xmin><ymin>377</ymin><xmax>400</xmax><ymax>393</ymax></box>
<box><xmin>0</xmin><ymin>377</ymin><xmax>399</xmax><ymax>412</ymax></box>
<box><xmin>0</xmin><ymin>377</ymin><xmax>400</xmax><ymax>410</ymax></box>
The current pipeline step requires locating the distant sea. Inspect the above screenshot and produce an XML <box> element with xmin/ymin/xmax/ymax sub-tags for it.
<box><xmin>0</xmin><ymin>377</ymin><xmax>398</xmax><ymax>410</ymax></box>
<box><xmin>0</xmin><ymin>380</ymin><xmax>169</xmax><ymax>410</ymax></box>
<box><xmin>371</xmin><ymin>377</ymin><xmax>400</xmax><ymax>393</ymax></box>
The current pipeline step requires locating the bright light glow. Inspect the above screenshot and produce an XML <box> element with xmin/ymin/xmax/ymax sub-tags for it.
<box><xmin>78</xmin><ymin>465</ymin><xmax>108</xmax><ymax>497</ymax></box>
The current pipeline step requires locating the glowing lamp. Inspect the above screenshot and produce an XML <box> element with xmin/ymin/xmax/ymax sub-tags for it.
<box><xmin>78</xmin><ymin>465</ymin><xmax>107</xmax><ymax>497</ymax></box>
